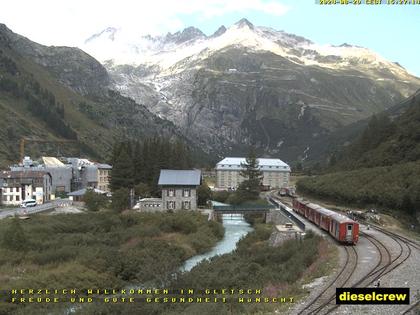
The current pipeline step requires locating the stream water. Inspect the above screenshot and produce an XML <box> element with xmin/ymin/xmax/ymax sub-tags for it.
<box><xmin>65</xmin><ymin>214</ymin><xmax>253</xmax><ymax>314</ymax></box>
<box><xmin>181</xmin><ymin>214</ymin><xmax>254</xmax><ymax>272</ymax></box>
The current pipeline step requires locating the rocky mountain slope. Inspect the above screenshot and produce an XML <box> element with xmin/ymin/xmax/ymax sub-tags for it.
<box><xmin>83</xmin><ymin>19</ymin><xmax>420</xmax><ymax>162</ymax></box>
<box><xmin>0</xmin><ymin>24</ymin><xmax>188</xmax><ymax>167</ymax></box>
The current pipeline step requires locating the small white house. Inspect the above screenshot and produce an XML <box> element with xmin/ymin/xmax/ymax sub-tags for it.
<box><xmin>0</xmin><ymin>170</ymin><xmax>52</xmax><ymax>206</ymax></box>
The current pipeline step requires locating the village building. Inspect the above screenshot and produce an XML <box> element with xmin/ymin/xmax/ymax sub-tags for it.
<box><xmin>68</xmin><ymin>188</ymin><xmax>107</xmax><ymax>202</ymax></box>
<box><xmin>97</xmin><ymin>164</ymin><xmax>112</xmax><ymax>192</ymax></box>
<box><xmin>11</xmin><ymin>156</ymin><xmax>72</xmax><ymax>194</ymax></box>
<box><xmin>9</xmin><ymin>157</ymin><xmax>112</xmax><ymax>194</ymax></box>
<box><xmin>0</xmin><ymin>170</ymin><xmax>52</xmax><ymax>206</ymax></box>
<box><xmin>66</xmin><ymin>158</ymin><xmax>112</xmax><ymax>192</ymax></box>
<box><xmin>159</xmin><ymin>169</ymin><xmax>201</xmax><ymax>211</ymax></box>
<box><xmin>215</xmin><ymin>157</ymin><xmax>291</xmax><ymax>190</ymax></box>
<box><xmin>137</xmin><ymin>198</ymin><xmax>163</xmax><ymax>212</ymax></box>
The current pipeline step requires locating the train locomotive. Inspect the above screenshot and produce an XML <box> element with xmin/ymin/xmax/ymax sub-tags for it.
<box><xmin>292</xmin><ymin>198</ymin><xmax>359</xmax><ymax>244</ymax></box>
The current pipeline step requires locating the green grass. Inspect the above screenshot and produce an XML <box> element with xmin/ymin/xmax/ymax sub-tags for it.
<box><xmin>0</xmin><ymin>211</ymin><xmax>224</xmax><ymax>315</ymax></box>
<box><xmin>77</xmin><ymin>226</ymin><xmax>326</xmax><ymax>315</ymax></box>
<box><xmin>297</xmin><ymin>161</ymin><xmax>420</xmax><ymax>231</ymax></box>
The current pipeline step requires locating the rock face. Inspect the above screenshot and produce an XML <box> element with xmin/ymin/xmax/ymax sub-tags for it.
<box><xmin>83</xmin><ymin>19</ymin><xmax>420</xmax><ymax>161</ymax></box>
<box><xmin>0</xmin><ymin>24</ymin><xmax>195</xmax><ymax>166</ymax></box>
<box><xmin>0</xmin><ymin>24</ymin><xmax>110</xmax><ymax>96</ymax></box>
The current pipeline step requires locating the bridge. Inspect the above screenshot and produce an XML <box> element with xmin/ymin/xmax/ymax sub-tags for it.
<box><xmin>212</xmin><ymin>203</ymin><xmax>276</xmax><ymax>221</ymax></box>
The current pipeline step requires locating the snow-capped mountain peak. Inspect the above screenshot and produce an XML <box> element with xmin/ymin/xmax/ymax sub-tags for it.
<box><xmin>234</xmin><ymin>18</ymin><xmax>255</xmax><ymax>30</ymax></box>
<box><xmin>84</xmin><ymin>27</ymin><xmax>119</xmax><ymax>44</ymax></box>
<box><xmin>81</xmin><ymin>18</ymin><xmax>404</xmax><ymax>76</ymax></box>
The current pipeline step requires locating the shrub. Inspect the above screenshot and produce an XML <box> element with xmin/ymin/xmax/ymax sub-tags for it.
<box><xmin>112</xmin><ymin>188</ymin><xmax>130</xmax><ymax>212</ymax></box>
<box><xmin>83</xmin><ymin>190</ymin><xmax>108</xmax><ymax>211</ymax></box>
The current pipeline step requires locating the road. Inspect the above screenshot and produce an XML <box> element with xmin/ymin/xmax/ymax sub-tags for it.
<box><xmin>0</xmin><ymin>199</ymin><xmax>72</xmax><ymax>219</ymax></box>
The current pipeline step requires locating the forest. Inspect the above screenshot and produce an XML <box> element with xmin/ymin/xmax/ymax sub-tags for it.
<box><xmin>297</xmin><ymin>92</ymin><xmax>420</xmax><ymax>225</ymax></box>
<box><xmin>0</xmin><ymin>49</ymin><xmax>77</xmax><ymax>140</ymax></box>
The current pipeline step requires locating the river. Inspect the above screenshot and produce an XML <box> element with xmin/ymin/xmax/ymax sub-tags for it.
<box><xmin>181</xmin><ymin>214</ymin><xmax>254</xmax><ymax>272</ymax></box>
<box><xmin>64</xmin><ymin>214</ymin><xmax>253</xmax><ymax>314</ymax></box>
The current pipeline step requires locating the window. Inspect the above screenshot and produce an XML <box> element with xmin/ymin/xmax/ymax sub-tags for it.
<box><xmin>16</xmin><ymin>195</ymin><xmax>20</xmax><ymax>201</ymax></box>
<box><xmin>167</xmin><ymin>201</ymin><xmax>175</xmax><ymax>210</ymax></box>
<box><xmin>183</xmin><ymin>189</ymin><xmax>191</xmax><ymax>197</ymax></box>
<box><xmin>183</xmin><ymin>201</ymin><xmax>191</xmax><ymax>210</ymax></box>
<box><xmin>167</xmin><ymin>189</ymin><xmax>175</xmax><ymax>197</ymax></box>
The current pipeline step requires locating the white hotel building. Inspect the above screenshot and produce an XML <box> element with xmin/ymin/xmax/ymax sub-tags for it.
<box><xmin>215</xmin><ymin>157</ymin><xmax>291</xmax><ymax>190</ymax></box>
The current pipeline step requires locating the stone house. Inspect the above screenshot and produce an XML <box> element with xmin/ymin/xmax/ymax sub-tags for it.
<box><xmin>158</xmin><ymin>169</ymin><xmax>201</xmax><ymax>211</ymax></box>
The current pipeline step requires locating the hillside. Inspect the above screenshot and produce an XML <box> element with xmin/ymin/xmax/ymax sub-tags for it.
<box><xmin>329</xmin><ymin>90</ymin><xmax>420</xmax><ymax>170</ymax></box>
<box><xmin>0</xmin><ymin>24</ymin><xmax>189</xmax><ymax>167</ymax></box>
<box><xmin>297</xmin><ymin>91</ymin><xmax>420</xmax><ymax>224</ymax></box>
<box><xmin>83</xmin><ymin>19</ymin><xmax>420</xmax><ymax>162</ymax></box>
<box><xmin>304</xmin><ymin>90</ymin><xmax>420</xmax><ymax>167</ymax></box>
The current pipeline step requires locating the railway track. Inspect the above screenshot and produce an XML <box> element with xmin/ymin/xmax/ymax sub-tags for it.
<box><xmin>305</xmin><ymin>227</ymin><xmax>413</xmax><ymax>315</ymax></box>
<box><xmin>272</xmin><ymin>192</ymin><xmax>420</xmax><ymax>315</ymax></box>
<box><xmin>322</xmin><ymin>224</ymin><xmax>416</xmax><ymax>314</ymax></box>
<box><xmin>296</xmin><ymin>246</ymin><xmax>358</xmax><ymax>315</ymax></box>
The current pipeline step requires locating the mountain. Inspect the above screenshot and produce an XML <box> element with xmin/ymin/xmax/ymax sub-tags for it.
<box><xmin>303</xmin><ymin>89</ymin><xmax>420</xmax><ymax>167</ymax></box>
<box><xmin>82</xmin><ymin>19</ymin><xmax>420</xmax><ymax>162</ymax></box>
<box><xmin>296</xmin><ymin>91</ymin><xmax>420</xmax><ymax>222</ymax></box>
<box><xmin>330</xmin><ymin>90</ymin><xmax>420</xmax><ymax>169</ymax></box>
<box><xmin>0</xmin><ymin>24</ymin><xmax>190</xmax><ymax>167</ymax></box>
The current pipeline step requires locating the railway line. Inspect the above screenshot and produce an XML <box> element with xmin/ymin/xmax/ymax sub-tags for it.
<box><xmin>297</xmin><ymin>246</ymin><xmax>358</xmax><ymax>315</ymax></box>
<box><xmin>268</xmin><ymin>192</ymin><xmax>420</xmax><ymax>315</ymax></box>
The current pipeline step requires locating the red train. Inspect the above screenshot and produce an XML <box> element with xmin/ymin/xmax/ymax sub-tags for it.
<box><xmin>292</xmin><ymin>198</ymin><xmax>359</xmax><ymax>244</ymax></box>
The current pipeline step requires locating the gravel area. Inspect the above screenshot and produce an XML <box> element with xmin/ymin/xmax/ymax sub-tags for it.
<box><xmin>290</xmin><ymin>244</ymin><xmax>346</xmax><ymax>315</ymax></box>
<box><xmin>287</xmin><ymin>221</ymin><xmax>420</xmax><ymax>314</ymax></box>
<box><xmin>333</xmin><ymin>226</ymin><xmax>420</xmax><ymax>315</ymax></box>
<box><xmin>48</xmin><ymin>206</ymin><xmax>85</xmax><ymax>214</ymax></box>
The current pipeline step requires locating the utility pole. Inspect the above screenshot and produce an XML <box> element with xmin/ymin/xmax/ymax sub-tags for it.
<box><xmin>130</xmin><ymin>188</ymin><xmax>135</xmax><ymax>208</ymax></box>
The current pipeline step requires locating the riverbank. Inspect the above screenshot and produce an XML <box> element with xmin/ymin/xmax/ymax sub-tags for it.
<box><xmin>77</xmin><ymin>224</ymin><xmax>330</xmax><ymax>315</ymax></box>
<box><xmin>0</xmin><ymin>211</ymin><xmax>224</xmax><ymax>315</ymax></box>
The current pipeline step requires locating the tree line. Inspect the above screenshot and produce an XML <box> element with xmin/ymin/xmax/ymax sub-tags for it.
<box><xmin>0</xmin><ymin>51</ymin><xmax>77</xmax><ymax>140</ymax></box>
<box><xmin>110</xmin><ymin>137</ymin><xmax>194</xmax><ymax>196</ymax></box>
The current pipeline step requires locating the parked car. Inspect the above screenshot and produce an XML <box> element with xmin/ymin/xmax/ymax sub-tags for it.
<box><xmin>21</xmin><ymin>199</ymin><xmax>37</xmax><ymax>208</ymax></box>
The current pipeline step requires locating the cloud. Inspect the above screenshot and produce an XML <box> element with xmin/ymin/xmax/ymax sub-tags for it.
<box><xmin>0</xmin><ymin>0</ymin><xmax>290</xmax><ymax>46</ymax></box>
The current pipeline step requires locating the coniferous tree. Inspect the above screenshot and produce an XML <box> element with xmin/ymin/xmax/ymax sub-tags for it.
<box><xmin>197</xmin><ymin>182</ymin><xmax>212</xmax><ymax>206</ymax></box>
<box><xmin>110</xmin><ymin>143</ymin><xmax>134</xmax><ymax>191</ymax></box>
<box><xmin>237</xmin><ymin>147</ymin><xmax>263</xmax><ymax>201</ymax></box>
<box><xmin>112</xmin><ymin>188</ymin><xmax>130</xmax><ymax>212</ymax></box>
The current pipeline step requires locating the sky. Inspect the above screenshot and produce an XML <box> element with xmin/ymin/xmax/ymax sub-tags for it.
<box><xmin>1</xmin><ymin>0</ymin><xmax>419</xmax><ymax>76</ymax></box>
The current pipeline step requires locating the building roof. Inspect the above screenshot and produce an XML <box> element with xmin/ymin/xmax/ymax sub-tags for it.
<box><xmin>42</xmin><ymin>157</ymin><xmax>65</xmax><ymax>167</ymax></box>
<box><xmin>96</xmin><ymin>163</ymin><xmax>112</xmax><ymax>169</ymax></box>
<box><xmin>216</xmin><ymin>157</ymin><xmax>290</xmax><ymax>171</ymax></box>
<box><xmin>0</xmin><ymin>170</ymin><xmax>49</xmax><ymax>179</ymax></box>
<box><xmin>68</xmin><ymin>188</ymin><xmax>107</xmax><ymax>196</ymax></box>
<box><xmin>158</xmin><ymin>169</ymin><xmax>201</xmax><ymax>186</ymax></box>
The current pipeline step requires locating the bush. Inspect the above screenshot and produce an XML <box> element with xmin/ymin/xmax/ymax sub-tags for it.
<box><xmin>212</xmin><ymin>191</ymin><xmax>230</xmax><ymax>203</ymax></box>
<box><xmin>197</xmin><ymin>182</ymin><xmax>212</xmax><ymax>206</ymax></box>
<box><xmin>83</xmin><ymin>190</ymin><xmax>108</xmax><ymax>211</ymax></box>
<box><xmin>112</xmin><ymin>188</ymin><xmax>130</xmax><ymax>212</ymax></box>
<box><xmin>297</xmin><ymin>161</ymin><xmax>420</xmax><ymax>220</ymax></box>
<box><xmin>2</xmin><ymin>218</ymin><xmax>29</xmax><ymax>251</ymax></box>
<box><xmin>159</xmin><ymin>214</ymin><xmax>198</xmax><ymax>234</ymax></box>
